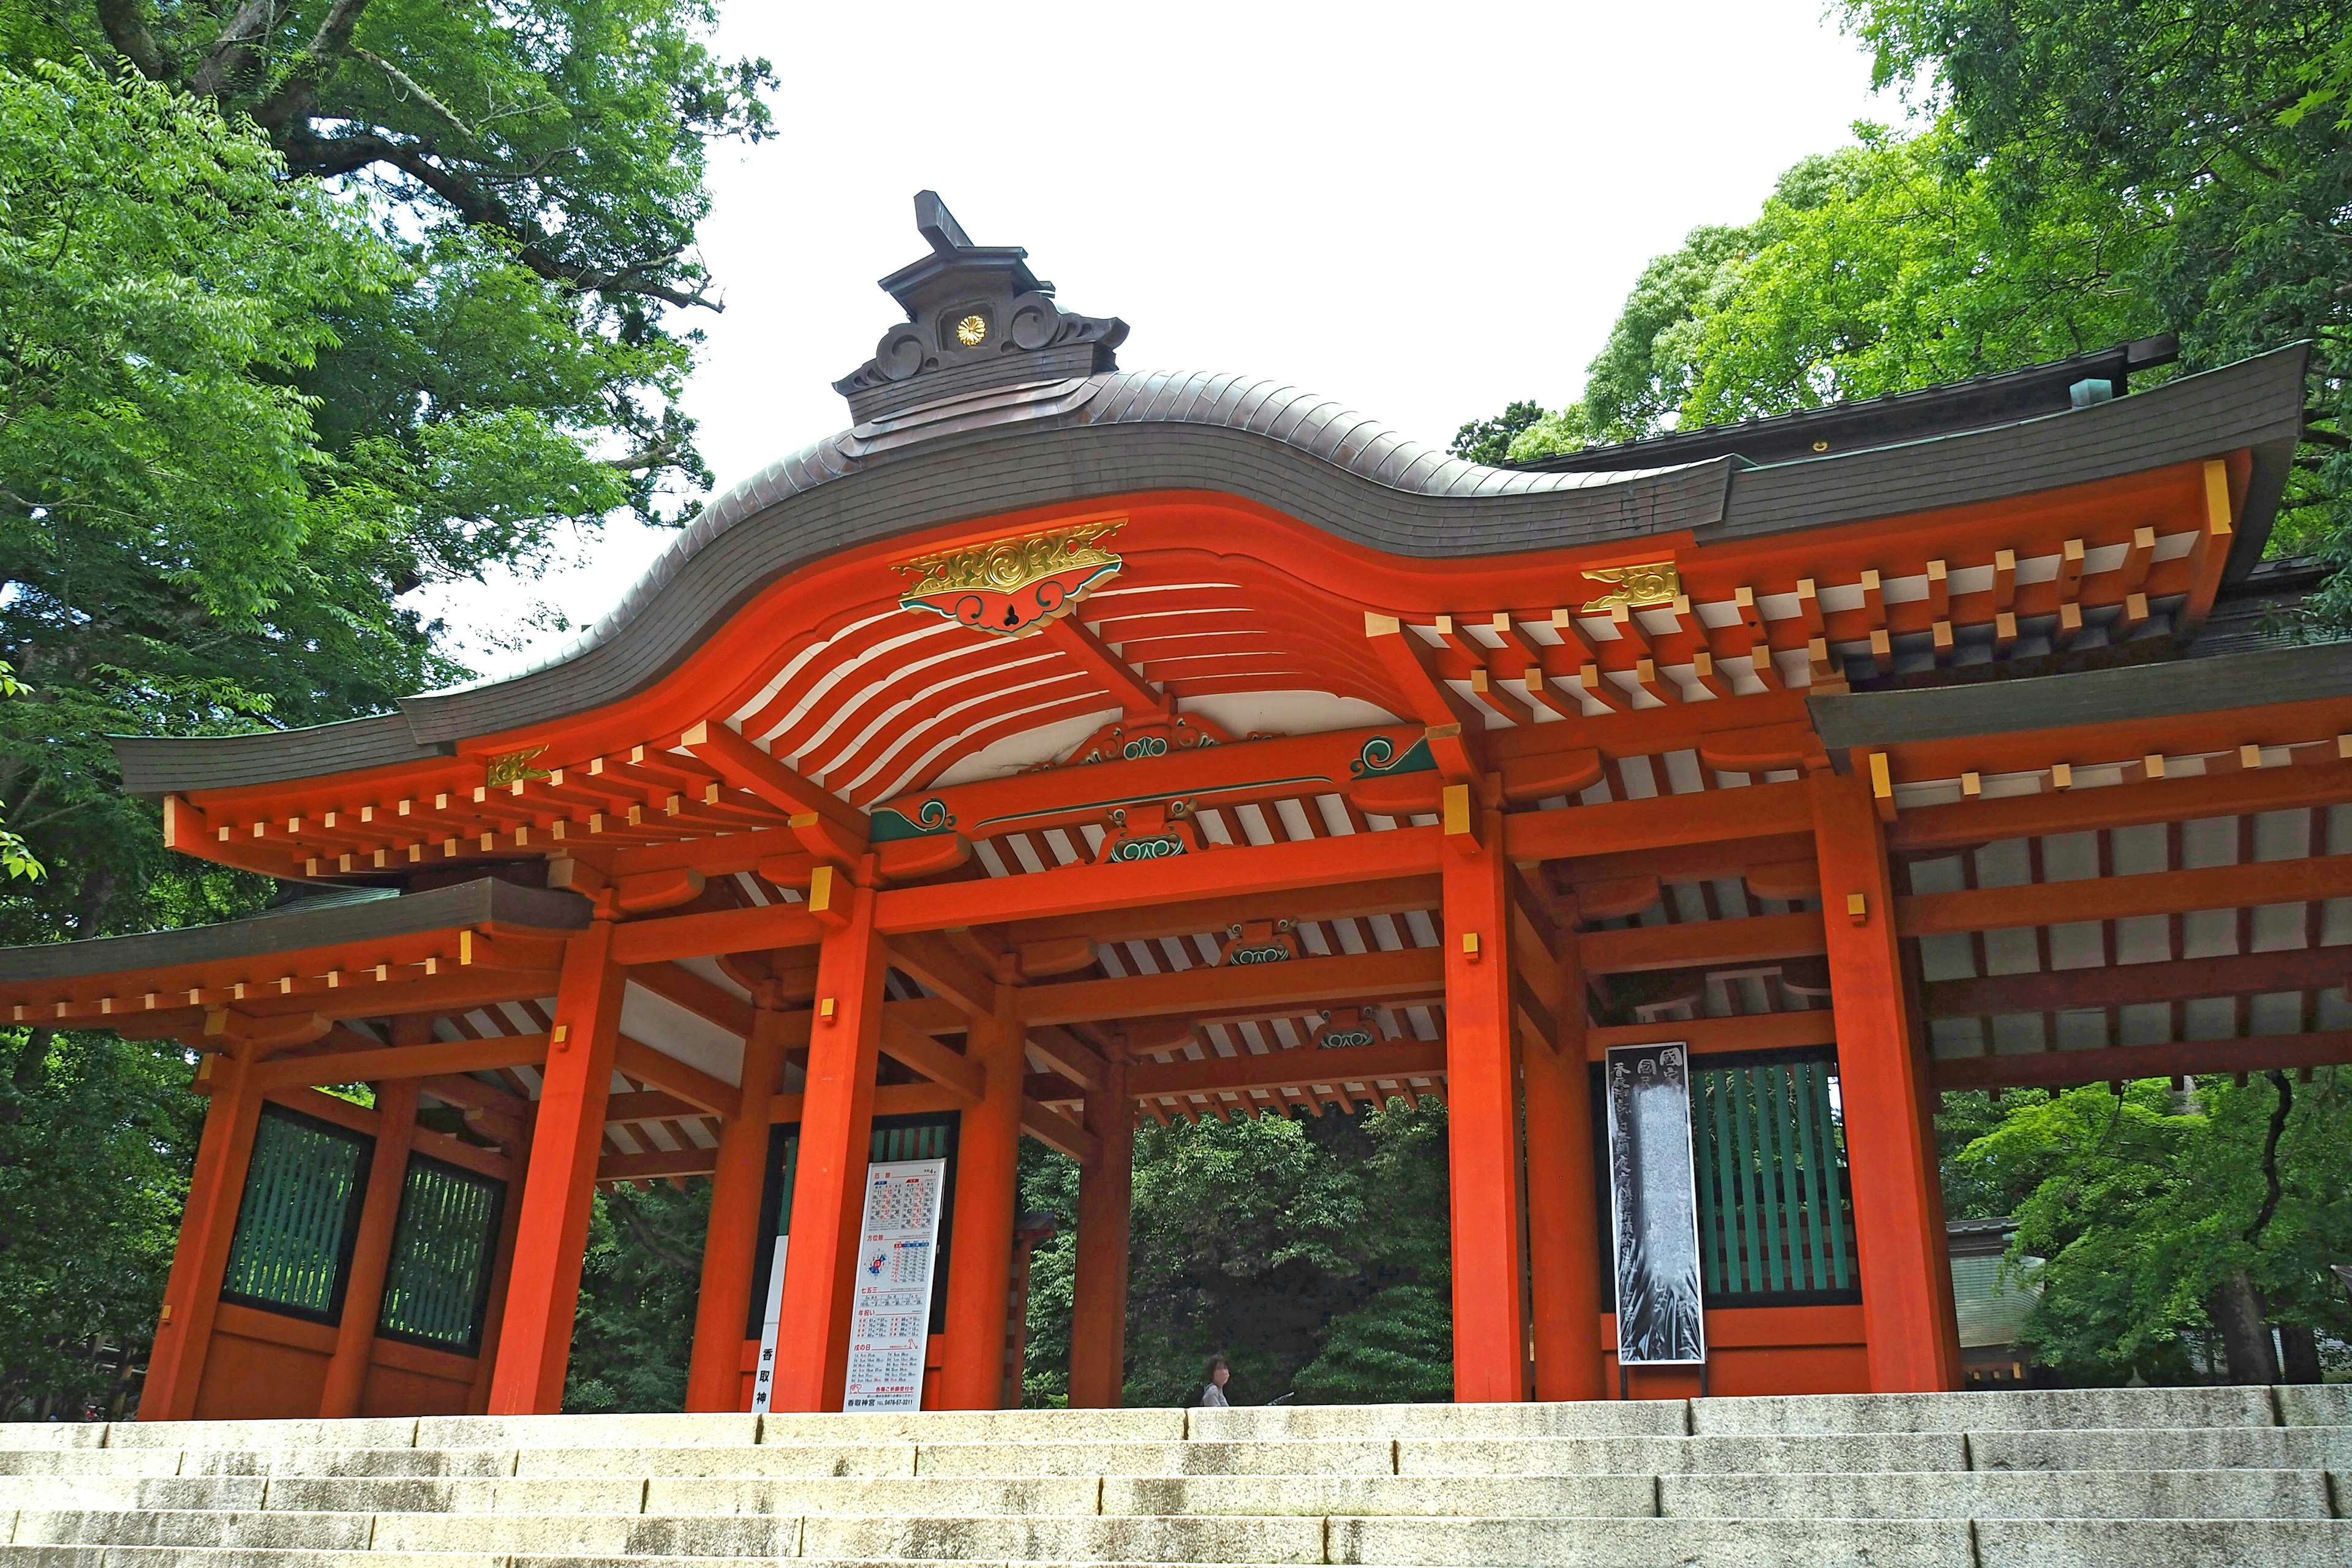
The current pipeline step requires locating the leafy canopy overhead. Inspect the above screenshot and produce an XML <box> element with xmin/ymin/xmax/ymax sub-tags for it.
<box><xmin>1496</xmin><ymin>123</ymin><xmax>2164</xmax><ymax>463</ymax></box>
<box><xmin>0</xmin><ymin>0</ymin><xmax>772</xmax><ymax>1415</ymax></box>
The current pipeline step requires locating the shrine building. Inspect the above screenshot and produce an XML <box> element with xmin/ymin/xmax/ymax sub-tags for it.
<box><xmin>1</xmin><ymin>194</ymin><xmax>2334</xmax><ymax>1420</ymax></box>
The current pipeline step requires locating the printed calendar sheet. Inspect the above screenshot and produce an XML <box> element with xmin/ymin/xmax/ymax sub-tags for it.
<box><xmin>841</xmin><ymin>1157</ymin><xmax>946</xmax><ymax>1412</ymax></box>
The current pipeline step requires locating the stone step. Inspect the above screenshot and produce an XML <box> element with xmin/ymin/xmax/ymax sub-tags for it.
<box><xmin>1186</xmin><ymin>1404</ymin><xmax>1687</xmax><ymax>1443</ymax></box>
<box><xmin>7</xmin><ymin>1529</ymin><xmax>2350</xmax><ymax>1568</ymax></box>
<box><xmin>1656</xmin><ymin>1467</ymin><xmax>2334</xmax><ymax>1519</ymax></box>
<box><xmin>1969</xmin><ymin>1422</ymin><xmax>2352</xmax><ymax>1472</ymax></box>
<box><xmin>916</xmin><ymin>1444</ymin><xmax>1395</xmax><ymax>1479</ymax></box>
<box><xmin>1395</xmin><ymin>1432</ymin><xmax>1969</xmax><ymax>1474</ymax></box>
<box><xmin>1970</xmin><ymin>1518</ymin><xmax>2352</xmax><ymax>1568</ymax></box>
<box><xmin>1689</xmin><ymin>1385</ymin><xmax>2279</xmax><ymax>1435</ymax></box>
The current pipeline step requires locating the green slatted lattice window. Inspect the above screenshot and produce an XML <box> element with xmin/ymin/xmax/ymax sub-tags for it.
<box><xmin>1692</xmin><ymin>1053</ymin><xmax>1856</xmax><ymax>1302</ymax></box>
<box><xmin>221</xmin><ymin>1106</ymin><xmax>372</xmax><ymax>1322</ymax></box>
<box><xmin>377</xmin><ymin>1156</ymin><xmax>504</xmax><ymax>1352</ymax></box>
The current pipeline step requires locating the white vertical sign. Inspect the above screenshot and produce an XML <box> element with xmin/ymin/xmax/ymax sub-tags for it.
<box><xmin>749</xmin><ymin>1235</ymin><xmax>789</xmax><ymax>1414</ymax></box>
<box><xmin>842</xmin><ymin>1157</ymin><xmax>947</xmax><ymax>1412</ymax></box>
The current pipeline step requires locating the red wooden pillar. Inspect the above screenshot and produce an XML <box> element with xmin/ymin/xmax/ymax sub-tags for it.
<box><xmin>1066</xmin><ymin>1055</ymin><xmax>1132</xmax><ymax>1409</ymax></box>
<box><xmin>486</xmin><ymin>919</ymin><xmax>625</xmax><ymax>1414</ymax></box>
<box><xmin>464</xmin><ymin>1101</ymin><xmax>529</xmax><ymax>1415</ymax></box>
<box><xmin>1525</xmin><ymin>907</ymin><xmax>1605</xmax><ymax>1401</ymax></box>
<box><xmin>938</xmin><ymin>989</ymin><xmax>1024</xmax><ymax>1408</ymax></box>
<box><xmin>1812</xmin><ymin>769</ymin><xmax>1962</xmax><ymax>1392</ymax></box>
<box><xmin>318</xmin><ymin>1076</ymin><xmax>419</xmax><ymax>1417</ymax></box>
<box><xmin>685</xmin><ymin>1004</ymin><xmax>791</xmax><ymax>1411</ymax></box>
<box><xmin>1442</xmin><ymin>804</ymin><xmax>1529</xmax><ymax>1403</ymax></box>
<box><xmin>141</xmin><ymin>1038</ymin><xmax>262</xmax><ymax>1420</ymax></box>
<box><xmin>771</xmin><ymin>875</ymin><xmax>888</xmax><ymax>1412</ymax></box>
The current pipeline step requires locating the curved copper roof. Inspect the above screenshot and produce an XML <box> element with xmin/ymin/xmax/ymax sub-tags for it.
<box><xmin>111</xmin><ymin>344</ymin><xmax>2310</xmax><ymax>796</ymax></box>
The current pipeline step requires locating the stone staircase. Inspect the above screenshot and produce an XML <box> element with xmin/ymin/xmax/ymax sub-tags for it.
<box><xmin>1</xmin><ymin>1385</ymin><xmax>2346</xmax><ymax>1567</ymax></box>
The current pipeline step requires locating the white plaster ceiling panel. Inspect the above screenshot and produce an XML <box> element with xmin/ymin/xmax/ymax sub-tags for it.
<box><xmin>2250</xmin><ymin>903</ymin><xmax>2310</xmax><ymax>953</ymax></box>
<box><xmin>2181</xmin><ymin>997</ymin><xmax>2239</xmax><ymax>1041</ymax></box>
<box><xmin>2117</xmin><ymin>1004</ymin><xmax>2171</xmax><ymax>1047</ymax></box>
<box><xmin>2046</xmin><ymin>921</ymin><xmax>2106</xmax><ymax>970</ymax></box>
<box><xmin>2180</xmin><ymin>816</ymin><xmax>2239</xmax><ymax>868</ymax></box>
<box><xmin>2180</xmin><ymin>910</ymin><xmax>2239</xmax><ymax>960</ymax></box>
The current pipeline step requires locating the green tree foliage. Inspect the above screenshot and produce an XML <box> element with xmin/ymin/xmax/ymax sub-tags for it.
<box><xmin>1019</xmin><ymin>1101</ymin><xmax>1453</xmax><ymax>1408</ymax></box>
<box><xmin>1843</xmin><ymin>0</ymin><xmax>2350</xmax><ymax>611</ymax></box>
<box><xmin>565</xmin><ymin>1182</ymin><xmax>708</xmax><ymax>1414</ymax></box>
<box><xmin>1939</xmin><ymin>1074</ymin><xmax>2352</xmax><ymax>1384</ymax></box>
<box><xmin>1499</xmin><ymin>124</ymin><xmax>2162</xmax><ymax>462</ymax></box>
<box><xmin>1447</xmin><ymin>401</ymin><xmax>1546</xmax><ymax>466</ymax></box>
<box><xmin>0</xmin><ymin>1028</ymin><xmax>200</xmax><ymax>1417</ymax></box>
<box><xmin>0</xmin><ymin>0</ymin><xmax>768</xmax><ymax>1413</ymax></box>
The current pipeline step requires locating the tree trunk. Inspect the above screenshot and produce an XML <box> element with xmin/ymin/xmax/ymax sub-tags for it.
<box><xmin>2278</xmin><ymin>1322</ymin><xmax>2323</xmax><ymax>1384</ymax></box>
<box><xmin>2208</xmin><ymin>1272</ymin><xmax>2281</xmax><ymax>1384</ymax></box>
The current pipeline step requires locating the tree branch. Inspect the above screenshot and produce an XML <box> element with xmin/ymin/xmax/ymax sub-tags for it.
<box><xmin>352</xmin><ymin>47</ymin><xmax>473</xmax><ymax>139</ymax></box>
<box><xmin>250</xmin><ymin>0</ymin><xmax>376</xmax><ymax>130</ymax></box>
<box><xmin>610</xmin><ymin>1195</ymin><xmax>699</xmax><ymax>1276</ymax></box>
<box><xmin>187</xmin><ymin>0</ymin><xmax>282</xmax><ymax>99</ymax></box>
<box><xmin>92</xmin><ymin>0</ymin><xmax>170</xmax><ymax>82</ymax></box>
<box><xmin>2247</xmin><ymin>1069</ymin><xmax>2293</xmax><ymax>1246</ymax></box>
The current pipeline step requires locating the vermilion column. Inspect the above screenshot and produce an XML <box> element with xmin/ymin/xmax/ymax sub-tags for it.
<box><xmin>1525</xmin><ymin>906</ymin><xmax>1604</xmax><ymax>1401</ymax></box>
<box><xmin>465</xmin><ymin>1099</ymin><xmax>530</xmax><ymax>1414</ymax></box>
<box><xmin>1067</xmin><ymin>1055</ymin><xmax>1132</xmax><ymax>1408</ymax></box>
<box><xmin>318</xmin><ymin>1076</ymin><xmax>420</xmax><ymax>1417</ymax></box>
<box><xmin>141</xmin><ymin>1038</ymin><xmax>263</xmax><ymax>1419</ymax></box>
<box><xmin>1443</xmin><ymin>808</ymin><xmax>1529</xmax><ymax>1403</ymax></box>
<box><xmin>938</xmin><ymin>992</ymin><xmax>1025</xmax><ymax>1408</ymax></box>
<box><xmin>1812</xmin><ymin>769</ymin><xmax>1962</xmax><ymax>1392</ymax></box>
<box><xmin>771</xmin><ymin>877</ymin><xmax>888</xmax><ymax>1412</ymax></box>
<box><xmin>487</xmin><ymin>919</ymin><xmax>625</xmax><ymax>1414</ymax></box>
<box><xmin>685</xmin><ymin>1004</ymin><xmax>792</xmax><ymax>1411</ymax></box>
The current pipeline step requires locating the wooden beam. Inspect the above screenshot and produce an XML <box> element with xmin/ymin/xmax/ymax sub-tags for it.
<box><xmin>607</xmin><ymin>901</ymin><xmax>824</xmax><ymax>967</ymax></box>
<box><xmin>252</xmin><ymin>1033</ymin><xmax>550</xmax><ymax>1090</ymax></box>
<box><xmin>1364</xmin><ymin>612</ymin><xmax>1483</xmax><ymax>736</ymax></box>
<box><xmin>603</xmin><ymin>1088</ymin><xmax>704</xmax><ymax>1127</ymax></box>
<box><xmin>766</xmin><ymin>1081</ymin><xmax>971</xmax><ymax>1125</ymax></box>
<box><xmin>1128</xmin><ymin>1039</ymin><xmax>1446</xmax><ymax>1098</ymax></box>
<box><xmin>879</xmin><ymin>1017</ymin><xmax>984</xmax><ymax>1103</ymax></box>
<box><xmin>611</xmin><ymin>1034</ymin><xmax>737</xmax><ymax>1117</ymax></box>
<box><xmin>1890</xmin><ymin>758</ymin><xmax>2352</xmax><ymax>852</ymax></box>
<box><xmin>887</xmin><ymin>931</ymin><xmax>998</xmax><ymax>1017</ymax></box>
<box><xmin>1899</xmin><ymin>854</ymin><xmax>2352</xmax><ymax>938</ymax></box>
<box><xmin>1019</xmin><ymin>948</ymin><xmax>1446</xmax><ymax>1027</ymax></box>
<box><xmin>1504</xmin><ymin>780</ymin><xmax>1814</xmax><ymax>863</ymax></box>
<box><xmin>1579</xmin><ymin>911</ymin><xmax>1827</xmax><ymax>976</ymax></box>
<box><xmin>1027</xmin><ymin>1023</ymin><xmax>1109</xmax><ymax>1091</ymax></box>
<box><xmin>1022</xmin><ymin>1098</ymin><xmax>1101</xmax><ymax>1165</ymax></box>
<box><xmin>875</xmin><ymin>825</ymin><xmax>1444</xmax><ymax>935</ymax></box>
<box><xmin>1041</xmin><ymin>617</ymin><xmax>1166</xmax><ymax>717</ymax></box>
<box><xmin>1932</xmin><ymin>1029</ymin><xmax>2352</xmax><ymax>1091</ymax></box>
<box><xmin>415</xmin><ymin>1073</ymin><xmax>529</xmax><ymax>1120</ymax></box>
<box><xmin>679</xmin><ymin>720</ymin><xmax>862</xmax><ymax>836</ymax></box>
<box><xmin>1587</xmin><ymin>1009</ymin><xmax>1836</xmax><ymax>1060</ymax></box>
<box><xmin>1924</xmin><ymin>948</ymin><xmax>2351</xmax><ymax>1017</ymax></box>
<box><xmin>625</xmin><ymin>962</ymin><xmax>753</xmax><ymax>1036</ymax></box>
<box><xmin>1004</xmin><ymin>875</ymin><xmax>1443</xmax><ymax>949</ymax></box>
<box><xmin>598</xmin><ymin>1147</ymin><xmax>718</xmax><ymax>1184</ymax></box>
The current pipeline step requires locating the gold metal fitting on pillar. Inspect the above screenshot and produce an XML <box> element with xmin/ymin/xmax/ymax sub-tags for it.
<box><xmin>1845</xmin><ymin>893</ymin><xmax>1869</xmax><ymax>927</ymax></box>
<box><xmin>820</xmin><ymin>997</ymin><xmax>838</xmax><ymax>1023</ymax></box>
<box><xmin>1461</xmin><ymin>931</ymin><xmax>1483</xmax><ymax>962</ymax></box>
<box><xmin>550</xmin><ymin>1023</ymin><xmax>571</xmax><ymax>1054</ymax></box>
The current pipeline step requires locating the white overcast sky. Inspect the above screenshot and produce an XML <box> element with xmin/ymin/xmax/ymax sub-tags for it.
<box><xmin>425</xmin><ymin>0</ymin><xmax>1897</xmax><ymax>679</ymax></box>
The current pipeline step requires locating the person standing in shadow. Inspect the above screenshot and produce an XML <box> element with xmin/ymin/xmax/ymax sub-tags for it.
<box><xmin>1196</xmin><ymin>1354</ymin><xmax>1233</xmax><ymax>1408</ymax></box>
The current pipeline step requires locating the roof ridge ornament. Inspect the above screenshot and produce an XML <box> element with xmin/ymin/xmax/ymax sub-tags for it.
<box><xmin>834</xmin><ymin>192</ymin><xmax>1128</xmax><ymax>424</ymax></box>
